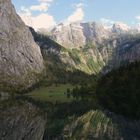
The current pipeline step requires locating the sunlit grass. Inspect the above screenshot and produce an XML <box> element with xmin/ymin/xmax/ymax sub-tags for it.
<box><xmin>28</xmin><ymin>84</ymin><xmax>74</xmax><ymax>103</ymax></box>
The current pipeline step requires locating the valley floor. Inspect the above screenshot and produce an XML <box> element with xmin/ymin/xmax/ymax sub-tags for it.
<box><xmin>1</xmin><ymin>82</ymin><xmax>140</xmax><ymax>140</ymax></box>
<box><xmin>28</xmin><ymin>84</ymin><xmax>74</xmax><ymax>103</ymax></box>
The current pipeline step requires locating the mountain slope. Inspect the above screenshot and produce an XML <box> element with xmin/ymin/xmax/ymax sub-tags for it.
<box><xmin>63</xmin><ymin>110</ymin><xmax>140</xmax><ymax>140</ymax></box>
<box><xmin>30</xmin><ymin>27</ymin><xmax>105</xmax><ymax>76</ymax></box>
<box><xmin>50</xmin><ymin>22</ymin><xmax>111</xmax><ymax>49</ymax></box>
<box><xmin>97</xmin><ymin>61</ymin><xmax>140</xmax><ymax>119</ymax></box>
<box><xmin>30</xmin><ymin>28</ymin><xmax>104</xmax><ymax>78</ymax></box>
<box><xmin>0</xmin><ymin>0</ymin><xmax>45</xmax><ymax>93</ymax></box>
<box><xmin>49</xmin><ymin>22</ymin><xmax>140</xmax><ymax>74</ymax></box>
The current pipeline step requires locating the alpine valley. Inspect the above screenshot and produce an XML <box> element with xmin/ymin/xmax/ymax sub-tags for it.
<box><xmin>41</xmin><ymin>22</ymin><xmax>140</xmax><ymax>75</ymax></box>
<box><xmin>0</xmin><ymin>0</ymin><xmax>140</xmax><ymax>140</ymax></box>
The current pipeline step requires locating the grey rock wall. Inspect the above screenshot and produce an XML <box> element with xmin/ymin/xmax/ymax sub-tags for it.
<box><xmin>0</xmin><ymin>0</ymin><xmax>45</xmax><ymax>93</ymax></box>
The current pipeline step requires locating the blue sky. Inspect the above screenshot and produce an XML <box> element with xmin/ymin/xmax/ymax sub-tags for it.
<box><xmin>11</xmin><ymin>0</ymin><xmax>140</xmax><ymax>30</ymax></box>
<box><xmin>92</xmin><ymin>0</ymin><xmax>140</xmax><ymax>25</ymax></box>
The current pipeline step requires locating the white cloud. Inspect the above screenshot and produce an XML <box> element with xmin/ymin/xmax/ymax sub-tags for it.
<box><xmin>73</xmin><ymin>3</ymin><xmax>84</xmax><ymax>8</ymax></box>
<box><xmin>100</xmin><ymin>18</ymin><xmax>115</xmax><ymax>29</ymax></box>
<box><xmin>19</xmin><ymin>7</ymin><xmax>32</xmax><ymax>26</ymax></box>
<box><xmin>66</xmin><ymin>7</ymin><xmax>84</xmax><ymax>24</ymax></box>
<box><xmin>136</xmin><ymin>16</ymin><xmax>140</xmax><ymax>20</ymax></box>
<box><xmin>38</xmin><ymin>0</ymin><xmax>53</xmax><ymax>2</ymax></box>
<box><xmin>134</xmin><ymin>16</ymin><xmax>140</xmax><ymax>30</ymax></box>
<box><xmin>19</xmin><ymin>12</ymin><xmax>56</xmax><ymax>30</ymax></box>
<box><xmin>64</xmin><ymin>3</ymin><xmax>84</xmax><ymax>24</ymax></box>
<box><xmin>30</xmin><ymin>3</ymin><xmax>49</xmax><ymax>12</ymax></box>
<box><xmin>32</xmin><ymin>13</ymin><xmax>56</xmax><ymax>30</ymax></box>
<box><xmin>100</xmin><ymin>18</ymin><xmax>115</xmax><ymax>25</ymax></box>
<box><xmin>18</xmin><ymin>0</ymin><xmax>55</xmax><ymax>30</ymax></box>
<box><xmin>30</xmin><ymin>0</ymin><xmax>53</xmax><ymax>12</ymax></box>
<box><xmin>19</xmin><ymin>13</ymin><xmax>32</xmax><ymax>27</ymax></box>
<box><xmin>21</xmin><ymin>6</ymin><xmax>32</xmax><ymax>16</ymax></box>
<box><xmin>100</xmin><ymin>18</ymin><xmax>131</xmax><ymax>31</ymax></box>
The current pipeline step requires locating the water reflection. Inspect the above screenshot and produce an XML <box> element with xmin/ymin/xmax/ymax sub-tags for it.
<box><xmin>0</xmin><ymin>92</ymin><xmax>10</xmax><ymax>101</ymax></box>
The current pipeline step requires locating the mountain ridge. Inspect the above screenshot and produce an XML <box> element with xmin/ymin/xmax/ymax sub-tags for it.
<box><xmin>35</xmin><ymin>22</ymin><xmax>140</xmax><ymax>75</ymax></box>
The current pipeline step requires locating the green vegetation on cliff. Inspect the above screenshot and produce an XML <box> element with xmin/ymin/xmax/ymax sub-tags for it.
<box><xmin>30</xmin><ymin>28</ymin><xmax>105</xmax><ymax>80</ymax></box>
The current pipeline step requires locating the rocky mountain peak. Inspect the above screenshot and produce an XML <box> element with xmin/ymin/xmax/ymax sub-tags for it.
<box><xmin>51</xmin><ymin>22</ymin><xmax>86</xmax><ymax>49</ymax></box>
<box><xmin>40</xmin><ymin>21</ymin><xmax>140</xmax><ymax>75</ymax></box>
<box><xmin>50</xmin><ymin>22</ymin><xmax>112</xmax><ymax>49</ymax></box>
<box><xmin>81</xmin><ymin>22</ymin><xmax>111</xmax><ymax>43</ymax></box>
<box><xmin>112</xmin><ymin>22</ymin><xmax>130</xmax><ymax>33</ymax></box>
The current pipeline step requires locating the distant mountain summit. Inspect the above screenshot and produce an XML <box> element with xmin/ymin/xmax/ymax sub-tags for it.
<box><xmin>50</xmin><ymin>22</ymin><xmax>140</xmax><ymax>46</ymax></box>
<box><xmin>50</xmin><ymin>22</ymin><xmax>111</xmax><ymax>49</ymax></box>
<box><xmin>36</xmin><ymin>22</ymin><xmax>140</xmax><ymax>74</ymax></box>
<box><xmin>112</xmin><ymin>22</ymin><xmax>130</xmax><ymax>33</ymax></box>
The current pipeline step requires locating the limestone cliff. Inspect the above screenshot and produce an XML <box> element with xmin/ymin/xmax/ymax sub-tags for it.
<box><xmin>49</xmin><ymin>22</ymin><xmax>140</xmax><ymax>74</ymax></box>
<box><xmin>0</xmin><ymin>0</ymin><xmax>45</xmax><ymax>93</ymax></box>
<box><xmin>50</xmin><ymin>22</ymin><xmax>111</xmax><ymax>49</ymax></box>
<box><xmin>31</xmin><ymin>27</ymin><xmax>104</xmax><ymax>75</ymax></box>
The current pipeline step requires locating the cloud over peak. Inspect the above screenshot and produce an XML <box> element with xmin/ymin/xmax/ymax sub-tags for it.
<box><xmin>30</xmin><ymin>0</ymin><xmax>53</xmax><ymax>12</ymax></box>
<box><xmin>19</xmin><ymin>0</ymin><xmax>55</xmax><ymax>30</ymax></box>
<box><xmin>18</xmin><ymin>1</ymin><xmax>85</xmax><ymax>29</ymax></box>
<box><xmin>32</xmin><ymin>13</ymin><xmax>56</xmax><ymax>30</ymax></box>
<box><xmin>67</xmin><ymin>8</ymin><xmax>84</xmax><ymax>23</ymax></box>
<box><xmin>65</xmin><ymin>3</ymin><xmax>84</xmax><ymax>24</ymax></box>
<box><xmin>30</xmin><ymin>3</ymin><xmax>49</xmax><ymax>12</ymax></box>
<box><xmin>38</xmin><ymin>0</ymin><xmax>53</xmax><ymax>2</ymax></box>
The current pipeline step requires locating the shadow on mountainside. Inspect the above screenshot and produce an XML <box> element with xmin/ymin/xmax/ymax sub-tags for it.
<box><xmin>96</xmin><ymin>33</ymin><xmax>140</xmax><ymax>120</ymax></box>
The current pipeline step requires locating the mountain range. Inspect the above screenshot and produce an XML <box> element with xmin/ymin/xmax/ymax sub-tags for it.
<box><xmin>35</xmin><ymin>22</ymin><xmax>140</xmax><ymax>75</ymax></box>
<box><xmin>0</xmin><ymin>0</ymin><xmax>140</xmax><ymax>140</ymax></box>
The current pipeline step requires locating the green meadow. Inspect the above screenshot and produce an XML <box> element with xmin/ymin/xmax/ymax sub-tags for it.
<box><xmin>28</xmin><ymin>84</ymin><xmax>74</xmax><ymax>103</ymax></box>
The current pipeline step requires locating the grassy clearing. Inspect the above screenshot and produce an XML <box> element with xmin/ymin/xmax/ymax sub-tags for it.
<box><xmin>28</xmin><ymin>84</ymin><xmax>74</xmax><ymax>103</ymax></box>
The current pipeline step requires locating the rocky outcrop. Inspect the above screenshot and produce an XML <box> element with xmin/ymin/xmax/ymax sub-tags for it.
<box><xmin>50</xmin><ymin>22</ymin><xmax>111</xmax><ymax>49</ymax></box>
<box><xmin>63</xmin><ymin>110</ymin><xmax>140</xmax><ymax>140</ymax></box>
<box><xmin>51</xmin><ymin>23</ymin><xmax>86</xmax><ymax>49</ymax></box>
<box><xmin>81</xmin><ymin>22</ymin><xmax>111</xmax><ymax>45</ymax></box>
<box><xmin>0</xmin><ymin>100</ymin><xmax>46</xmax><ymax>140</ymax></box>
<box><xmin>0</xmin><ymin>0</ymin><xmax>45</xmax><ymax>93</ymax></box>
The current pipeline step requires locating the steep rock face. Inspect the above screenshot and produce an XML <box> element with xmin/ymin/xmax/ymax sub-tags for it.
<box><xmin>0</xmin><ymin>100</ymin><xmax>46</xmax><ymax>140</ymax></box>
<box><xmin>36</xmin><ymin>23</ymin><xmax>109</xmax><ymax>74</ymax></box>
<box><xmin>63</xmin><ymin>110</ymin><xmax>140</xmax><ymax>140</ymax></box>
<box><xmin>105</xmin><ymin>34</ymin><xmax>140</xmax><ymax>70</ymax></box>
<box><xmin>0</xmin><ymin>0</ymin><xmax>44</xmax><ymax>92</ymax></box>
<box><xmin>51</xmin><ymin>22</ymin><xmax>111</xmax><ymax>49</ymax></box>
<box><xmin>81</xmin><ymin>22</ymin><xmax>111</xmax><ymax>45</ymax></box>
<box><xmin>112</xmin><ymin>22</ymin><xmax>130</xmax><ymax>34</ymax></box>
<box><xmin>51</xmin><ymin>23</ymin><xmax>86</xmax><ymax>49</ymax></box>
<box><xmin>30</xmin><ymin>28</ymin><xmax>105</xmax><ymax>75</ymax></box>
